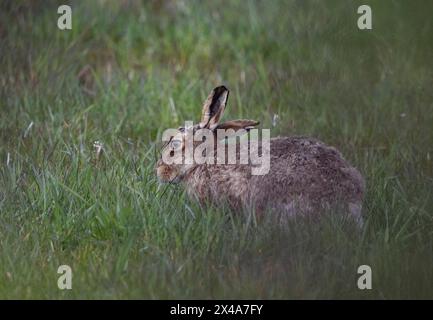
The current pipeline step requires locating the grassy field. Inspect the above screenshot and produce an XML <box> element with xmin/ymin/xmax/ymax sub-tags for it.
<box><xmin>0</xmin><ymin>0</ymin><xmax>432</xmax><ymax>299</ymax></box>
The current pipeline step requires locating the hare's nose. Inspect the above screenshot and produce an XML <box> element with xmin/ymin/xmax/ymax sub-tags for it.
<box><xmin>155</xmin><ymin>159</ymin><xmax>164</xmax><ymax>167</ymax></box>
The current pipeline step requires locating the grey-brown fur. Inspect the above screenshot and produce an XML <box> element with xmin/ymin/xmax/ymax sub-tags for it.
<box><xmin>184</xmin><ymin>136</ymin><xmax>364</xmax><ymax>221</ymax></box>
<box><xmin>156</xmin><ymin>86</ymin><xmax>365</xmax><ymax>224</ymax></box>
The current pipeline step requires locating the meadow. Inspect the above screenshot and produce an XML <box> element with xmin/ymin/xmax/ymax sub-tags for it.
<box><xmin>0</xmin><ymin>0</ymin><xmax>432</xmax><ymax>299</ymax></box>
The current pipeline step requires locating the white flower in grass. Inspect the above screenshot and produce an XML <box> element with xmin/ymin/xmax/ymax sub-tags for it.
<box><xmin>93</xmin><ymin>140</ymin><xmax>104</xmax><ymax>159</ymax></box>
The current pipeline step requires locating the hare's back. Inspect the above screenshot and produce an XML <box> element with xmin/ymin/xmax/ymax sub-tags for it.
<box><xmin>256</xmin><ymin>136</ymin><xmax>364</xmax><ymax>204</ymax></box>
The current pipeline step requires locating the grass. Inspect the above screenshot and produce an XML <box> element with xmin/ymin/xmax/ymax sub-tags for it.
<box><xmin>0</xmin><ymin>0</ymin><xmax>432</xmax><ymax>299</ymax></box>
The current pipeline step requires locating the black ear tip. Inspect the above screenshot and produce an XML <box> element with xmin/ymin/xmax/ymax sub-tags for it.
<box><xmin>213</xmin><ymin>85</ymin><xmax>229</xmax><ymax>94</ymax></box>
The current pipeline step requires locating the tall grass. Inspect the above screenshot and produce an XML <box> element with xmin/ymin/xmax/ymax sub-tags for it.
<box><xmin>0</xmin><ymin>0</ymin><xmax>432</xmax><ymax>298</ymax></box>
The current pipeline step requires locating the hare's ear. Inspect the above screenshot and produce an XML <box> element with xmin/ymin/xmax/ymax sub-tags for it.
<box><xmin>216</xmin><ymin>119</ymin><xmax>259</xmax><ymax>132</ymax></box>
<box><xmin>199</xmin><ymin>86</ymin><xmax>229</xmax><ymax>129</ymax></box>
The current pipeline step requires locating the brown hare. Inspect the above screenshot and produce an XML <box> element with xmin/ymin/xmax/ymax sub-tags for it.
<box><xmin>156</xmin><ymin>86</ymin><xmax>365</xmax><ymax>225</ymax></box>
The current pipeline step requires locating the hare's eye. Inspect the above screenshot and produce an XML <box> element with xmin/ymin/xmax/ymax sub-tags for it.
<box><xmin>170</xmin><ymin>139</ymin><xmax>182</xmax><ymax>150</ymax></box>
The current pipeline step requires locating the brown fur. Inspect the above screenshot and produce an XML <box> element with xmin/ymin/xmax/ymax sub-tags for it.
<box><xmin>156</xmin><ymin>86</ymin><xmax>365</xmax><ymax>224</ymax></box>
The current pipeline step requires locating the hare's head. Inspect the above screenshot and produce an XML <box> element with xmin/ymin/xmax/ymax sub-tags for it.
<box><xmin>156</xmin><ymin>85</ymin><xmax>259</xmax><ymax>183</ymax></box>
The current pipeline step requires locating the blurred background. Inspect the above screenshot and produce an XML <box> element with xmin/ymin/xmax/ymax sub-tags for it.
<box><xmin>0</xmin><ymin>0</ymin><xmax>432</xmax><ymax>299</ymax></box>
